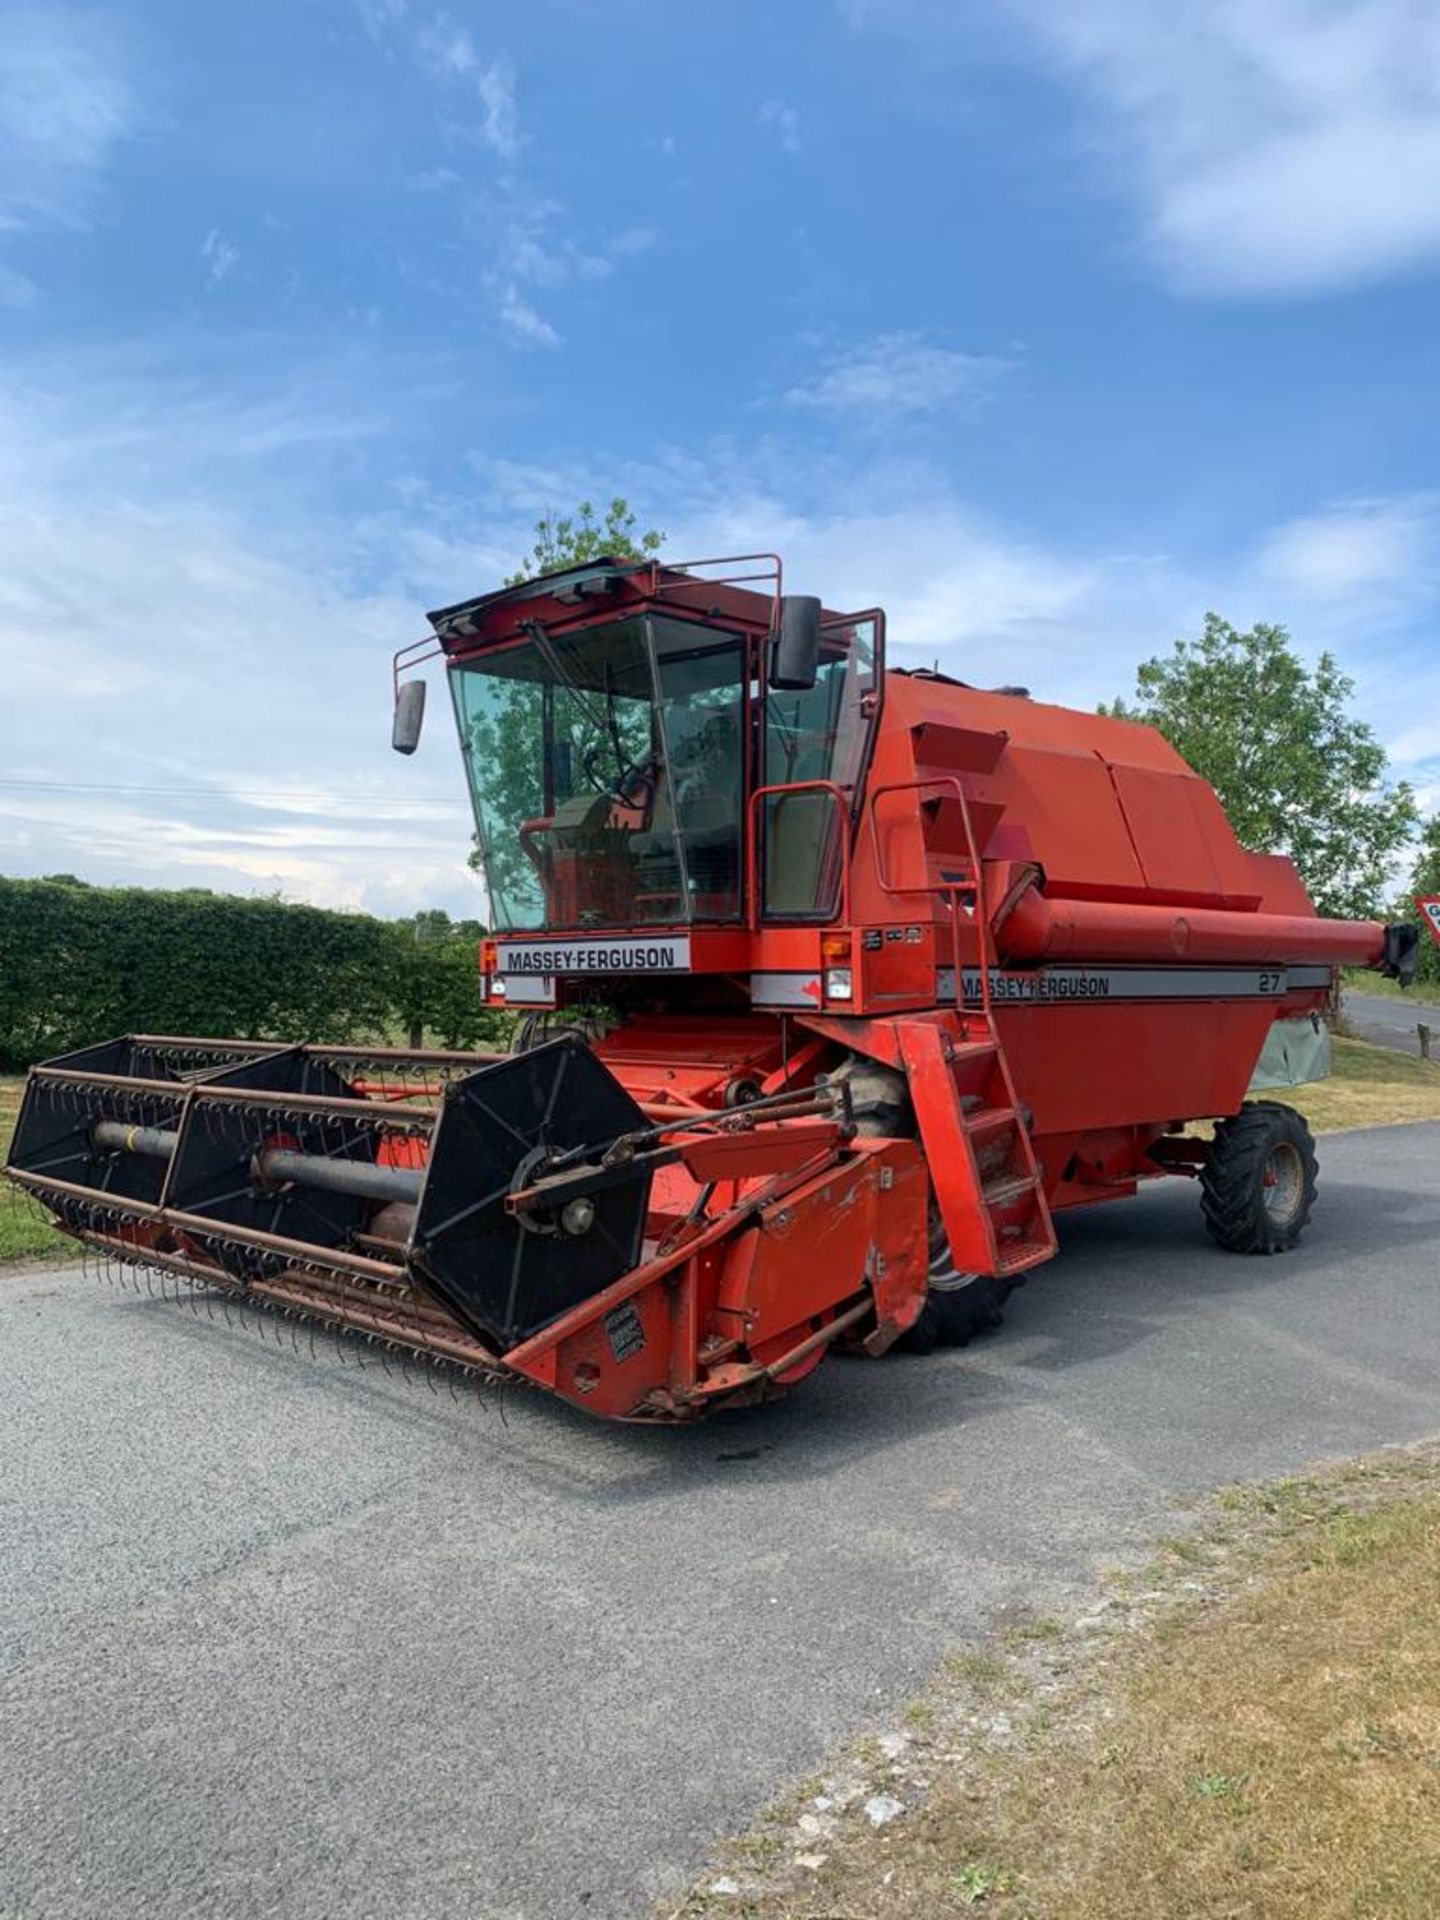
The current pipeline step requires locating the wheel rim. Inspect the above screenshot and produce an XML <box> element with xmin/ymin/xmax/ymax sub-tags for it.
<box><xmin>1261</xmin><ymin>1141</ymin><xmax>1305</xmax><ymax>1227</ymax></box>
<box><xmin>929</xmin><ymin>1265</ymin><xmax>981</xmax><ymax>1294</ymax></box>
<box><xmin>929</xmin><ymin>1214</ymin><xmax>979</xmax><ymax>1292</ymax></box>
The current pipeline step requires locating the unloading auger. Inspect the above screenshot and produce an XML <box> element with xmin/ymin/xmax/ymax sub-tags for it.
<box><xmin>6</xmin><ymin>552</ymin><xmax>1430</xmax><ymax>1419</ymax></box>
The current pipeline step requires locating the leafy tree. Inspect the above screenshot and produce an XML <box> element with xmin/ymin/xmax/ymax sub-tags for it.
<box><xmin>1404</xmin><ymin>813</ymin><xmax>1440</xmax><ymax>986</ymax></box>
<box><xmin>1411</xmin><ymin>813</ymin><xmax>1440</xmax><ymax>894</ymax></box>
<box><xmin>1102</xmin><ymin>614</ymin><xmax>1417</xmax><ymax>919</ymax></box>
<box><xmin>383</xmin><ymin>909</ymin><xmax>507</xmax><ymax>1050</ymax></box>
<box><xmin>504</xmin><ymin>496</ymin><xmax>664</xmax><ymax>587</ymax></box>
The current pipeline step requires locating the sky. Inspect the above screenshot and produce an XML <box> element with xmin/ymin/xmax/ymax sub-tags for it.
<box><xmin>0</xmin><ymin>0</ymin><xmax>1437</xmax><ymax>918</ymax></box>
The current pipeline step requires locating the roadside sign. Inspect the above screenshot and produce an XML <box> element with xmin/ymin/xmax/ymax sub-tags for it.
<box><xmin>1418</xmin><ymin>895</ymin><xmax>1440</xmax><ymax>949</ymax></box>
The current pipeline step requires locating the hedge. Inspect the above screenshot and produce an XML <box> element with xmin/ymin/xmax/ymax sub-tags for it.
<box><xmin>0</xmin><ymin>877</ymin><xmax>506</xmax><ymax>1069</ymax></box>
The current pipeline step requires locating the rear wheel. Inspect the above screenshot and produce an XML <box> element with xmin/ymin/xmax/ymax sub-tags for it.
<box><xmin>829</xmin><ymin>1054</ymin><xmax>1013</xmax><ymax>1352</ymax></box>
<box><xmin>1201</xmin><ymin>1101</ymin><xmax>1317</xmax><ymax>1254</ymax></box>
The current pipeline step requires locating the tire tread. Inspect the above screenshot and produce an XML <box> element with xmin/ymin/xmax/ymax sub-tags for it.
<box><xmin>1200</xmin><ymin>1101</ymin><xmax>1317</xmax><ymax>1255</ymax></box>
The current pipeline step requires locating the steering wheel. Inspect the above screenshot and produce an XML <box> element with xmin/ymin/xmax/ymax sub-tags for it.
<box><xmin>585</xmin><ymin>746</ymin><xmax>657</xmax><ymax>811</ymax></box>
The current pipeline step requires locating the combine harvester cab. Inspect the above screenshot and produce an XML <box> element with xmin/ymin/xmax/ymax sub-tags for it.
<box><xmin>6</xmin><ymin>552</ymin><xmax>1427</xmax><ymax>1421</ymax></box>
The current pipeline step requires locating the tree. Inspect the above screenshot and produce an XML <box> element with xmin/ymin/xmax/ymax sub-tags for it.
<box><xmin>504</xmin><ymin>496</ymin><xmax>664</xmax><ymax>587</ymax></box>
<box><xmin>1404</xmin><ymin>813</ymin><xmax>1440</xmax><ymax>986</ymax></box>
<box><xmin>383</xmin><ymin>910</ymin><xmax>508</xmax><ymax>1050</ymax></box>
<box><xmin>1102</xmin><ymin>614</ymin><xmax>1417</xmax><ymax>919</ymax></box>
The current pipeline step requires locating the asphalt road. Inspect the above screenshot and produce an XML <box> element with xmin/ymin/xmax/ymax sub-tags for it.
<box><xmin>4</xmin><ymin>1122</ymin><xmax>1439</xmax><ymax>1920</ymax></box>
<box><xmin>1344</xmin><ymin>988</ymin><xmax>1439</xmax><ymax>1056</ymax></box>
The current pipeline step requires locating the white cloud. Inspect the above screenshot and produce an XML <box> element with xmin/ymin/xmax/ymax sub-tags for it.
<box><xmin>785</xmin><ymin>333</ymin><xmax>1013</xmax><ymax>415</ymax></box>
<box><xmin>0</xmin><ymin>5</ymin><xmax>138</xmax><ymax>297</ymax></box>
<box><xmin>496</xmin><ymin>209</ymin><xmax>659</xmax><ymax>296</ymax></box>
<box><xmin>0</xmin><ymin>349</ymin><xmax>496</xmax><ymax>915</ymax></box>
<box><xmin>408</xmin><ymin>164</ymin><xmax>461</xmax><ymax>192</ymax></box>
<box><xmin>1017</xmin><ymin>0</ymin><xmax>1440</xmax><ymax>294</ymax></box>
<box><xmin>357</xmin><ymin>0</ymin><xmax>408</xmax><ymax>41</ymax></box>
<box><xmin>415</xmin><ymin>16</ymin><xmax>519</xmax><ymax>161</ymax></box>
<box><xmin>0</xmin><ymin>4</ymin><xmax>138</xmax><ymax>226</ymax></box>
<box><xmin>473</xmin><ymin>53</ymin><xmax>521</xmax><ymax>163</ymax></box>
<box><xmin>757</xmin><ymin>99</ymin><xmax>802</xmax><ymax>154</ymax></box>
<box><xmin>1249</xmin><ymin>494</ymin><xmax>1440</xmax><ymax>812</ymax></box>
<box><xmin>609</xmin><ymin>225</ymin><xmax>658</xmax><ymax>259</ymax></box>
<box><xmin>200</xmin><ymin>228</ymin><xmax>239</xmax><ymax>285</ymax></box>
<box><xmin>360</xmin><ymin>10</ymin><xmax>654</xmax><ymax>346</ymax></box>
<box><xmin>856</xmin><ymin>0</ymin><xmax>1440</xmax><ymax>297</ymax></box>
<box><xmin>1258</xmin><ymin>495</ymin><xmax>1440</xmax><ymax>607</ymax></box>
<box><xmin>497</xmin><ymin>284</ymin><xmax>560</xmax><ymax>348</ymax></box>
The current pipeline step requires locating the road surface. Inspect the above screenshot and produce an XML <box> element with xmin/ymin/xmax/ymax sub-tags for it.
<box><xmin>1343</xmin><ymin>987</ymin><xmax>1438</xmax><ymax>1057</ymax></box>
<box><xmin>4</xmin><ymin>1122</ymin><xmax>1439</xmax><ymax>1920</ymax></box>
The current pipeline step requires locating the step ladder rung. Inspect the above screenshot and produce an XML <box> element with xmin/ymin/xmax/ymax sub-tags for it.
<box><xmin>948</xmin><ymin>1040</ymin><xmax>998</xmax><ymax>1063</ymax></box>
<box><xmin>983</xmin><ymin>1171</ymin><xmax>1041</xmax><ymax>1208</ymax></box>
<box><xmin>998</xmin><ymin>1238</ymin><xmax>1055</xmax><ymax>1275</ymax></box>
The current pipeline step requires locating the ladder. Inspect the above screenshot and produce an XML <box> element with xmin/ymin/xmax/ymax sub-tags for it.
<box><xmin>898</xmin><ymin>1015</ymin><xmax>1057</xmax><ymax>1280</ymax></box>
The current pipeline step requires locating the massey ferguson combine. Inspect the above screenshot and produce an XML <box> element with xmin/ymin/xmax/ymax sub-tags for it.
<box><xmin>6</xmin><ymin>554</ymin><xmax>1423</xmax><ymax>1420</ymax></box>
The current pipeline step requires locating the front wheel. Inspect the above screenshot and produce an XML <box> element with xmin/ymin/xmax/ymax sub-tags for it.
<box><xmin>896</xmin><ymin>1208</ymin><xmax>1012</xmax><ymax>1352</ymax></box>
<box><xmin>1200</xmin><ymin>1101</ymin><xmax>1317</xmax><ymax>1254</ymax></box>
<box><xmin>829</xmin><ymin>1053</ymin><xmax>1015</xmax><ymax>1354</ymax></box>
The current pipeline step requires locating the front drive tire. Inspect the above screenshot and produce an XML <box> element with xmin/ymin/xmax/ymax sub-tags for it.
<box><xmin>896</xmin><ymin>1208</ymin><xmax>1012</xmax><ymax>1352</ymax></box>
<box><xmin>1200</xmin><ymin>1101</ymin><xmax>1317</xmax><ymax>1254</ymax></box>
<box><xmin>829</xmin><ymin>1054</ymin><xmax>1013</xmax><ymax>1354</ymax></box>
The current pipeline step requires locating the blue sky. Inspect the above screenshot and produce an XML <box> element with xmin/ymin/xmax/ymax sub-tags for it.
<box><xmin>1</xmin><ymin>0</ymin><xmax>1437</xmax><ymax>915</ymax></box>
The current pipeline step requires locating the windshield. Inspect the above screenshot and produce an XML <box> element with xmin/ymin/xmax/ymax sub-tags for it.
<box><xmin>451</xmin><ymin>615</ymin><xmax>747</xmax><ymax>932</ymax></box>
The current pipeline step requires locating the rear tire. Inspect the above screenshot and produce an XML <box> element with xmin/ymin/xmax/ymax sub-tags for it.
<box><xmin>1201</xmin><ymin>1101</ymin><xmax>1317</xmax><ymax>1254</ymax></box>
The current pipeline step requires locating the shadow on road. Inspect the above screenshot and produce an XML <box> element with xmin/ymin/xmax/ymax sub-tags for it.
<box><xmin>86</xmin><ymin>1138</ymin><xmax>1439</xmax><ymax>1506</ymax></box>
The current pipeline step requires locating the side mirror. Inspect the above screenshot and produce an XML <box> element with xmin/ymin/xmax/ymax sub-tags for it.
<box><xmin>392</xmin><ymin>679</ymin><xmax>427</xmax><ymax>755</ymax></box>
<box><xmin>769</xmin><ymin>595</ymin><xmax>821</xmax><ymax>692</ymax></box>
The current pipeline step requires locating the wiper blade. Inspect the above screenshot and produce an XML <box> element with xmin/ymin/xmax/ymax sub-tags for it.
<box><xmin>521</xmin><ymin>617</ymin><xmax>614</xmax><ymax>743</ymax></box>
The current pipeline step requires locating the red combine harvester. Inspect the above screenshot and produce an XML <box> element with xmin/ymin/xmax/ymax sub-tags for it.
<box><xmin>7</xmin><ymin>555</ymin><xmax>1426</xmax><ymax>1420</ymax></box>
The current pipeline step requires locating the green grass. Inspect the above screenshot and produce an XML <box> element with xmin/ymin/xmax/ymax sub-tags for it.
<box><xmin>0</xmin><ymin>1073</ymin><xmax>69</xmax><ymax>1267</ymax></box>
<box><xmin>1277</xmin><ymin>1034</ymin><xmax>1440</xmax><ymax>1133</ymax></box>
<box><xmin>1343</xmin><ymin>967</ymin><xmax>1440</xmax><ymax>1008</ymax></box>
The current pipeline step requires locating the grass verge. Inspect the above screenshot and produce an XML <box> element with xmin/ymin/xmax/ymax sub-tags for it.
<box><xmin>1343</xmin><ymin>967</ymin><xmax>1440</xmax><ymax>1008</ymax></box>
<box><xmin>669</xmin><ymin>1446</ymin><xmax>1440</xmax><ymax>1919</ymax></box>
<box><xmin>1274</xmin><ymin>1034</ymin><xmax>1440</xmax><ymax>1133</ymax></box>
<box><xmin>0</xmin><ymin>1073</ymin><xmax>68</xmax><ymax>1266</ymax></box>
